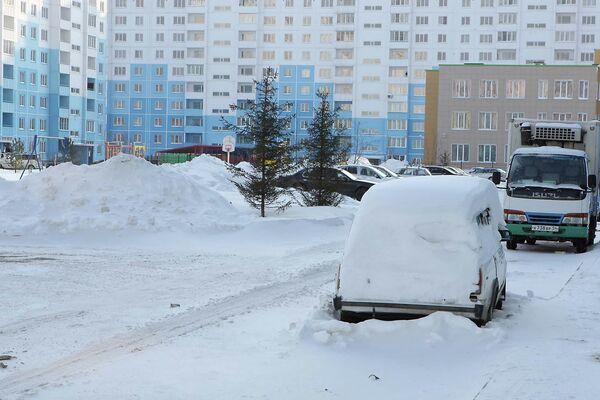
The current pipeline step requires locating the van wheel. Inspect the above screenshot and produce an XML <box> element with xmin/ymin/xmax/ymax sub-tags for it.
<box><xmin>574</xmin><ymin>239</ymin><xmax>587</xmax><ymax>254</ymax></box>
<box><xmin>495</xmin><ymin>286</ymin><xmax>504</xmax><ymax>310</ymax></box>
<box><xmin>27</xmin><ymin>164</ymin><xmax>35</xmax><ymax>171</ymax></box>
<box><xmin>526</xmin><ymin>238</ymin><xmax>536</xmax><ymax>245</ymax></box>
<box><xmin>506</xmin><ymin>240</ymin><xmax>517</xmax><ymax>250</ymax></box>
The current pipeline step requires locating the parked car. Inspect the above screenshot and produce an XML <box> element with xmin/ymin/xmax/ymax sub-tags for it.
<box><xmin>398</xmin><ymin>166</ymin><xmax>432</xmax><ymax>177</ymax></box>
<box><xmin>333</xmin><ymin>176</ymin><xmax>508</xmax><ymax>325</ymax></box>
<box><xmin>373</xmin><ymin>165</ymin><xmax>399</xmax><ymax>179</ymax></box>
<box><xmin>468</xmin><ymin>167</ymin><xmax>507</xmax><ymax>181</ymax></box>
<box><xmin>445</xmin><ymin>166</ymin><xmax>469</xmax><ymax>176</ymax></box>
<box><xmin>339</xmin><ymin>164</ymin><xmax>394</xmax><ymax>182</ymax></box>
<box><xmin>0</xmin><ymin>153</ymin><xmax>40</xmax><ymax>170</ymax></box>
<box><xmin>424</xmin><ymin>165</ymin><xmax>462</xmax><ymax>175</ymax></box>
<box><xmin>278</xmin><ymin>167</ymin><xmax>375</xmax><ymax>200</ymax></box>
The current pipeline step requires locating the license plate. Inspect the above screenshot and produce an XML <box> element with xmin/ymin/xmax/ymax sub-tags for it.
<box><xmin>531</xmin><ymin>225</ymin><xmax>559</xmax><ymax>232</ymax></box>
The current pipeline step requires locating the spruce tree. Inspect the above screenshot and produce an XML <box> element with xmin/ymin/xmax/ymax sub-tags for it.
<box><xmin>8</xmin><ymin>138</ymin><xmax>25</xmax><ymax>171</ymax></box>
<box><xmin>301</xmin><ymin>90</ymin><xmax>350</xmax><ymax>207</ymax></box>
<box><xmin>222</xmin><ymin>69</ymin><xmax>297</xmax><ymax>217</ymax></box>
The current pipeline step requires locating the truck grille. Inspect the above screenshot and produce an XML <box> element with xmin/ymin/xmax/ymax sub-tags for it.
<box><xmin>527</xmin><ymin>213</ymin><xmax>563</xmax><ymax>225</ymax></box>
<box><xmin>533</xmin><ymin>126</ymin><xmax>581</xmax><ymax>142</ymax></box>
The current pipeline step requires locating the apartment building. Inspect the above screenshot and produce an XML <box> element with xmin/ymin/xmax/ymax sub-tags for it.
<box><xmin>0</xmin><ymin>0</ymin><xmax>107</xmax><ymax>163</ymax></box>
<box><xmin>3</xmin><ymin>1</ymin><xmax>600</xmax><ymax>164</ymax></box>
<box><xmin>105</xmin><ymin>0</ymin><xmax>600</xmax><ymax>163</ymax></box>
<box><xmin>424</xmin><ymin>64</ymin><xmax>600</xmax><ymax>169</ymax></box>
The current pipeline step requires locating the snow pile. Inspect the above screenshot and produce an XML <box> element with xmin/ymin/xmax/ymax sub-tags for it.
<box><xmin>163</xmin><ymin>154</ymin><xmax>238</xmax><ymax>192</ymax></box>
<box><xmin>0</xmin><ymin>154</ymin><xmax>242</xmax><ymax>234</ymax></box>
<box><xmin>303</xmin><ymin>311</ymin><xmax>503</xmax><ymax>349</ymax></box>
<box><xmin>235</xmin><ymin>161</ymin><xmax>254</xmax><ymax>174</ymax></box>
<box><xmin>380</xmin><ymin>158</ymin><xmax>407</xmax><ymax>173</ymax></box>
<box><xmin>338</xmin><ymin>177</ymin><xmax>504</xmax><ymax>304</ymax></box>
<box><xmin>347</xmin><ymin>156</ymin><xmax>371</xmax><ymax>165</ymax></box>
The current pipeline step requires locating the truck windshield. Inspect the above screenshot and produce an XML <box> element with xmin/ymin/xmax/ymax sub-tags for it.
<box><xmin>509</xmin><ymin>154</ymin><xmax>586</xmax><ymax>187</ymax></box>
<box><xmin>507</xmin><ymin>154</ymin><xmax>587</xmax><ymax>200</ymax></box>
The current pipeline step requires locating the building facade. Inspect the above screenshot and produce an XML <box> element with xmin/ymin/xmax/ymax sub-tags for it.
<box><xmin>425</xmin><ymin>64</ymin><xmax>600</xmax><ymax>169</ymax></box>
<box><xmin>105</xmin><ymin>0</ymin><xmax>600</xmax><ymax>164</ymax></box>
<box><xmin>3</xmin><ymin>1</ymin><xmax>600</xmax><ymax>164</ymax></box>
<box><xmin>0</xmin><ymin>0</ymin><xmax>107</xmax><ymax>163</ymax></box>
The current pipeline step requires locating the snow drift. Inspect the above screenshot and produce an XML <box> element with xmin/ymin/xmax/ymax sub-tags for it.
<box><xmin>0</xmin><ymin>154</ymin><xmax>242</xmax><ymax>234</ymax></box>
<box><xmin>303</xmin><ymin>311</ymin><xmax>504</xmax><ymax>350</ymax></box>
<box><xmin>163</xmin><ymin>154</ymin><xmax>239</xmax><ymax>192</ymax></box>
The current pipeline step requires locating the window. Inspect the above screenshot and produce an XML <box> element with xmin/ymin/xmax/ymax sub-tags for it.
<box><xmin>387</xmin><ymin>119</ymin><xmax>407</xmax><ymax>130</ymax></box>
<box><xmin>552</xmin><ymin>112</ymin><xmax>572</xmax><ymax>121</ymax></box>
<box><xmin>505</xmin><ymin>80</ymin><xmax>525</xmax><ymax>99</ymax></box>
<box><xmin>479</xmin><ymin>80</ymin><xmax>498</xmax><ymax>98</ymax></box>
<box><xmin>451</xmin><ymin>144</ymin><xmax>470</xmax><ymax>162</ymax></box>
<box><xmin>388</xmin><ymin>137</ymin><xmax>406</xmax><ymax>148</ymax></box>
<box><xmin>505</xmin><ymin>112</ymin><xmax>524</xmax><ymax>130</ymax></box>
<box><xmin>478</xmin><ymin>112</ymin><xmax>498</xmax><ymax>130</ymax></box>
<box><xmin>554</xmin><ymin>80</ymin><xmax>573</xmax><ymax>99</ymax></box>
<box><xmin>451</xmin><ymin>112</ymin><xmax>471</xmax><ymax>129</ymax></box>
<box><xmin>478</xmin><ymin>144</ymin><xmax>496</xmax><ymax>163</ymax></box>
<box><xmin>538</xmin><ymin>80</ymin><xmax>548</xmax><ymax>99</ymax></box>
<box><xmin>412</xmin><ymin>139</ymin><xmax>424</xmax><ymax>149</ymax></box>
<box><xmin>452</xmin><ymin>80</ymin><xmax>471</xmax><ymax>98</ymax></box>
<box><xmin>579</xmin><ymin>80</ymin><xmax>589</xmax><ymax>99</ymax></box>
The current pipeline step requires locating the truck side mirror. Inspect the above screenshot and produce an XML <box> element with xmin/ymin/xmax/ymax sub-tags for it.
<box><xmin>491</xmin><ymin>171</ymin><xmax>501</xmax><ymax>185</ymax></box>
<box><xmin>588</xmin><ymin>174</ymin><xmax>597</xmax><ymax>189</ymax></box>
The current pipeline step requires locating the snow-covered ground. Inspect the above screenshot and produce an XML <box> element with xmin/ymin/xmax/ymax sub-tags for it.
<box><xmin>1</xmin><ymin>156</ymin><xmax>599</xmax><ymax>399</ymax></box>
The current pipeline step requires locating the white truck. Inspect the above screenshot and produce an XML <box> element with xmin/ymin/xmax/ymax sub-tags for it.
<box><xmin>501</xmin><ymin>119</ymin><xmax>599</xmax><ymax>253</ymax></box>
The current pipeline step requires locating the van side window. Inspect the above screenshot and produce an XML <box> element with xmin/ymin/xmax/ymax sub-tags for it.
<box><xmin>476</xmin><ymin>208</ymin><xmax>491</xmax><ymax>226</ymax></box>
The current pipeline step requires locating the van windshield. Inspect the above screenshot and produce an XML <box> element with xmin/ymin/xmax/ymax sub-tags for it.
<box><xmin>507</xmin><ymin>154</ymin><xmax>587</xmax><ymax>200</ymax></box>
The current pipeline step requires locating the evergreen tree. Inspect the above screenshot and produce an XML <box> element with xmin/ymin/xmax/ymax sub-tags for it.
<box><xmin>7</xmin><ymin>138</ymin><xmax>24</xmax><ymax>171</ymax></box>
<box><xmin>222</xmin><ymin>69</ymin><xmax>297</xmax><ymax>217</ymax></box>
<box><xmin>301</xmin><ymin>90</ymin><xmax>350</xmax><ymax>207</ymax></box>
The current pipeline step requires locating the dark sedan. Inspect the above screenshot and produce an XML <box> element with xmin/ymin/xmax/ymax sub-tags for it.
<box><xmin>279</xmin><ymin>167</ymin><xmax>375</xmax><ymax>200</ymax></box>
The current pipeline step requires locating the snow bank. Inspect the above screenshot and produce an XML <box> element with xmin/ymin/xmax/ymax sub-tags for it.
<box><xmin>303</xmin><ymin>311</ymin><xmax>503</xmax><ymax>349</ymax></box>
<box><xmin>0</xmin><ymin>154</ymin><xmax>242</xmax><ymax>234</ymax></box>
<box><xmin>380</xmin><ymin>158</ymin><xmax>407</xmax><ymax>173</ymax></box>
<box><xmin>338</xmin><ymin>177</ymin><xmax>504</xmax><ymax>304</ymax></box>
<box><xmin>163</xmin><ymin>154</ymin><xmax>238</xmax><ymax>192</ymax></box>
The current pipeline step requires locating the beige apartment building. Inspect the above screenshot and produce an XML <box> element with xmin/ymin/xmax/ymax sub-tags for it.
<box><xmin>425</xmin><ymin>63</ymin><xmax>600</xmax><ymax>170</ymax></box>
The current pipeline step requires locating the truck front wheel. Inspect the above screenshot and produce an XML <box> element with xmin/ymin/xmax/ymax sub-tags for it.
<box><xmin>588</xmin><ymin>219</ymin><xmax>597</xmax><ymax>246</ymax></box>
<box><xmin>506</xmin><ymin>239</ymin><xmax>518</xmax><ymax>250</ymax></box>
<box><xmin>574</xmin><ymin>239</ymin><xmax>587</xmax><ymax>254</ymax></box>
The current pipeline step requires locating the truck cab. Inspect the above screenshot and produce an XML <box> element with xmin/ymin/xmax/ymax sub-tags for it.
<box><xmin>504</xmin><ymin>120</ymin><xmax>599</xmax><ymax>253</ymax></box>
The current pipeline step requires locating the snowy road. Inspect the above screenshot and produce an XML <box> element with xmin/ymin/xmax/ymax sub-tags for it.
<box><xmin>1</xmin><ymin>236</ymin><xmax>600</xmax><ymax>399</ymax></box>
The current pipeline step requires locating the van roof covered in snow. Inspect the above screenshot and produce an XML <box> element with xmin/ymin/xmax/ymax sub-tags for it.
<box><xmin>365</xmin><ymin>176</ymin><xmax>502</xmax><ymax>223</ymax></box>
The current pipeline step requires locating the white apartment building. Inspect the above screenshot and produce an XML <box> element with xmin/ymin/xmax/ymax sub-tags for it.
<box><xmin>106</xmin><ymin>0</ymin><xmax>600</xmax><ymax>163</ymax></box>
<box><xmin>0</xmin><ymin>0</ymin><xmax>108</xmax><ymax>163</ymax></box>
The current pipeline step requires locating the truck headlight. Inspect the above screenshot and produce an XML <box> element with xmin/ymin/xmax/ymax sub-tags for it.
<box><xmin>563</xmin><ymin>213</ymin><xmax>589</xmax><ymax>226</ymax></box>
<box><xmin>504</xmin><ymin>209</ymin><xmax>527</xmax><ymax>223</ymax></box>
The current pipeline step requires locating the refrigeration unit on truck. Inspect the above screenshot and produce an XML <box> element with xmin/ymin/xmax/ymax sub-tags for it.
<box><xmin>502</xmin><ymin>119</ymin><xmax>600</xmax><ymax>253</ymax></box>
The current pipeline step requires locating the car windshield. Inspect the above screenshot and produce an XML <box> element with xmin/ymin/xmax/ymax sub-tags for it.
<box><xmin>374</xmin><ymin>166</ymin><xmax>392</xmax><ymax>177</ymax></box>
<box><xmin>508</xmin><ymin>154</ymin><xmax>586</xmax><ymax>188</ymax></box>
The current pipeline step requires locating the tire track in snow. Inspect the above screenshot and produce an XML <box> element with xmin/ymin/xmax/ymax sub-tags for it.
<box><xmin>0</xmin><ymin>262</ymin><xmax>336</xmax><ymax>399</ymax></box>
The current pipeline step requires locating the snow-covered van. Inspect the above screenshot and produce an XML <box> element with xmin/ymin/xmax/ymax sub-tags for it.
<box><xmin>333</xmin><ymin>176</ymin><xmax>508</xmax><ymax>325</ymax></box>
